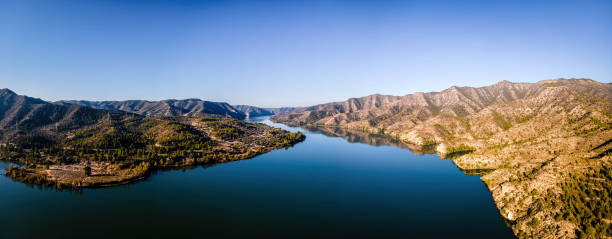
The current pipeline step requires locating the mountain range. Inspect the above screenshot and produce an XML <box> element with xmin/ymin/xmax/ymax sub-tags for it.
<box><xmin>56</xmin><ymin>99</ymin><xmax>245</xmax><ymax>119</ymax></box>
<box><xmin>272</xmin><ymin>78</ymin><xmax>612</xmax><ymax>238</ymax></box>
<box><xmin>0</xmin><ymin>88</ymin><xmax>300</xmax><ymax>148</ymax></box>
<box><xmin>56</xmin><ymin>99</ymin><xmax>298</xmax><ymax>120</ymax></box>
<box><xmin>273</xmin><ymin>79</ymin><xmax>611</xmax><ymax>141</ymax></box>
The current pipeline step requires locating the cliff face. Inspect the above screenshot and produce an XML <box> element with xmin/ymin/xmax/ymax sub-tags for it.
<box><xmin>272</xmin><ymin>79</ymin><xmax>612</xmax><ymax>238</ymax></box>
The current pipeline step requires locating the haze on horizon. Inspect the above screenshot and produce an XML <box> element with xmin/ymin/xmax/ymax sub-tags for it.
<box><xmin>1</xmin><ymin>0</ymin><xmax>610</xmax><ymax>107</ymax></box>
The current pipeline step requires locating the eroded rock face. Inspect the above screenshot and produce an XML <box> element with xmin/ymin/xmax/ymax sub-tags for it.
<box><xmin>435</xmin><ymin>143</ymin><xmax>448</xmax><ymax>155</ymax></box>
<box><xmin>272</xmin><ymin>78</ymin><xmax>612</xmax><ymax>238</ymax></box>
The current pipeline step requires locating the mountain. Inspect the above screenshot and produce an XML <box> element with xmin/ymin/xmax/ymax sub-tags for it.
<box><xmin>273</xmin><ymin>79</ymin><xmax>611</xmax><ymax>147</ymax></box>
<box><xmin>263</xmin><ymin>107</ymin><xmax>301</xmax><ymax>115</ymax></box>
<box><xmin>0</xmin><ymin>88</ymin><xmax>138</xmax><ymax>144</ymax></box>
<box><xmin>273</xmin><ymin>79</ymin><xmax>611</xmax><ymax>135</ymax></box>
<box><xmin>231</xmin><ymin>105</ymin><xmax>301</xmax><ymax>118</ymax></box>
<box><xmin>232</xmin><ymin>105</ymin><xmax>274</xmax><ymax>118</ymax></box>
<box><xmin>56</xmin><ymin>99</ymin><xmax>246</xmax><ymax>119</ymax></box>
<box><xmin>56</xmin><ymin>99</ymin><xmax>300</xmax><ymax>120</ymax></box>
<box><xmin>1</xmin><ymin>89</ymin><xmax>304</xmax><ymax>188</ymax></box>
<box><xmin>272</xmin><ymin>78</ymin><xmax>612</xmax><ymax>238</ymax></box>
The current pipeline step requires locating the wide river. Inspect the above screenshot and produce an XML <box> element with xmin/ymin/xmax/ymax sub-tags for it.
<box><xmin>0</xmin><ymin>116</ymin><xmax>513</xmax><ymax>238</ymax></box>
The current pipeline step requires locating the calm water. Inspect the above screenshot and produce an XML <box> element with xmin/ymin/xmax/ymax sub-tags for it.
<box><xmin>0</xmin><ymin>117</ymin><xmax>513</xmax><ymax>238</ymax></box>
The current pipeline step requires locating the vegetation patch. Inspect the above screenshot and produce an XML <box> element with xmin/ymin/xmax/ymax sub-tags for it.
<box><xmin>493</xmin><ymin>111</ymin><xmax>512</xmax><ymax>131</ymax></box>
<box><xmin>445</xmin><ymin>144</ymin><xmax>475</xmax><ymax>159</ymax></box>
<box><xmin>556</xmin><ymin>165</ymin><xmax>612</xmax><ymax>238</ymax></box>
<box><xmin>205</xmin><ymin>120</ymin><xmax>245</xmax><ymax>140</ymax></box>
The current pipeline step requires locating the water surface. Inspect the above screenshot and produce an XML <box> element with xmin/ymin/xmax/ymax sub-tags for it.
<box><xmin>0</xmin><ymin>116</ymin><xmax>513</xmax><ymax>238</ymax></box>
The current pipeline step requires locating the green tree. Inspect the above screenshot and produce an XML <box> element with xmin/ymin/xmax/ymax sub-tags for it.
<box><xmin>84</xmin><ymin>166</ymin><xmax>91</xmax><ymax>176</ymax></box>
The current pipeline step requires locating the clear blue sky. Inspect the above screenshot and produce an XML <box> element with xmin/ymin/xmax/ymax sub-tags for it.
<box><xmin>1</xmin><ymin>0</ymin><xmax>610</xmax><ymax>107</ymax></box>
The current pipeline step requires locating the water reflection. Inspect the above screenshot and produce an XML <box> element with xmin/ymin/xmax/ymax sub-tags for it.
<box><xmin>0</xmin><ymin>116</ymin><xmax>515</xmax><ymax>239</ymax></box>
<box><xmin>300</xmin><ymin>125</ymin><xmax>436</xmax><ymax>155</ymax></box>
<box><xmin>249</xmin><ymin>116</ymin><xmax>436</xmax><ymax>155</ymax></box>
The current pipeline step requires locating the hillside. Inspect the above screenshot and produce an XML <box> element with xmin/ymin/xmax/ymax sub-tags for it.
<box><xmin>0</xmin><ymin>89</ymin><xmax>139</xmax><ymax>143</ymax></box>
<box><xmin>272</xmin><ymin>78</ymin><xmax>612</xmax><ymax>238</ymax></box>
<box><xmin>1</xmin><ymin>89</ymin><xmax>305</xmax><ymax>188</ymax></box>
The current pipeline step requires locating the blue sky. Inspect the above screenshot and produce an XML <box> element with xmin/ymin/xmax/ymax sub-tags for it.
<box><xmin>1</xmin><ymin>0</ymin><xmax>610</xmax><ymax>107</ymax></box>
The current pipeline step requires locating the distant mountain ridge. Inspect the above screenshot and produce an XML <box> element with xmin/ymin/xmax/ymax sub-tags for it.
<box><xmin>56</xmin><ymin>99</ymin><xmax>246</xmax><ymax>119</ymax></box>
<box><xmin>263</xmin><ymin>107</ymin><xmax>302</xmax><ymax>115</ymax></box>
<box><xmin>56</xmin><ymin>99</ymin><xmax>298</xmax><ymax>119</ymax></box>
<box><xmin>232</xmin><ymin>105</ymin><xmax>274</xmax><ymax>118</ymax></box>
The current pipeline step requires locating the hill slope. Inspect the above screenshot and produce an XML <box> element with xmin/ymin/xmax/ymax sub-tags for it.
<box><xmin>1</xmin><ymin>89</ymin><xmax>138</xmax><ymax>144</ymax></box>
<box><xmin>272</xmin><ymin>78</ymin><xmax>612</xmax><ymax>238</ymax></box>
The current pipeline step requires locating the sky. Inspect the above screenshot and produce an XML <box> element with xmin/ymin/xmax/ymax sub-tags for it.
<box><xmin>1</xmin><ymin>0</ymin><xmax>611</xmax><ymax>107</ymax></box>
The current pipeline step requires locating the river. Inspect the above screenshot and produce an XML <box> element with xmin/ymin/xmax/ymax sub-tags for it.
<box><xmin>0</xmin><ymin>116</ymin><xmax>513</xmax><ymax>238</ymax></box>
